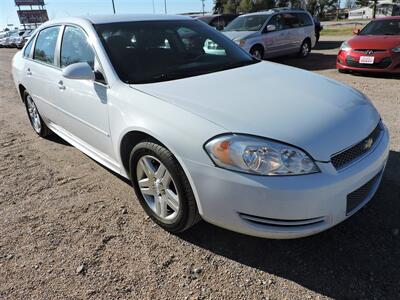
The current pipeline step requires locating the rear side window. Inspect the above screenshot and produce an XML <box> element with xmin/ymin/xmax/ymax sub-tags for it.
<box><xmin>23</xmin><ymin>36</ymin><xmax>35</xmax><ymax>58</ymax></box>
<box><xmin>282</xmin><ymin>13</ymin><xmax>300</xmax><ymax>29</ymax></box>
<box><xmin>297</xmin><ymin>13</ymin><xmax>313</xmax><ymax>27</ymax></box>
<box><xmin>34</xmin><ymin>26</ymin><xmax>60</xmax><ymax>65</ymax></box>
<box><xmin>60</xmin><ymin>26</ymin><xmax>95</xmax><ymax>69</ymax></box>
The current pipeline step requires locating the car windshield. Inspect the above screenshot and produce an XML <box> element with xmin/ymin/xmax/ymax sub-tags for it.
<box><xmin>95</xmin><ymin>20</ymin><xmax>258</xmax><ymax>84</ymax></box>
<box><xmin>224</xmin><ymin>14</ymin><xmax>269</xmax><ymax>31</ymax></box>
<box><xmin>360</xmin><ymin>19</ymin><xmax>400</xmax><ymax>36</ymax></box>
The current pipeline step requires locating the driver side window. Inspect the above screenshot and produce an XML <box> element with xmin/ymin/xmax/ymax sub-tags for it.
<box><xmin>266</xmin><ymin>15</ymin><xmax>284</xmax><ymax>31</ymax></box>
<box><xmin>60</xmin><ymin>26</ymin><xmax>95</xmax><ymax>69</ymax></box>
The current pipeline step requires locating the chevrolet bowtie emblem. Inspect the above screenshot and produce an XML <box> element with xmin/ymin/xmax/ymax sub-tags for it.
<box><xmin>363</xmin><ymin>138</ymin><xmax>373</xmax><ymax>150</ymax></box>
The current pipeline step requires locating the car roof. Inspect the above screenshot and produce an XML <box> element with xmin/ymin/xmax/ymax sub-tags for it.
<box><xmin>85</xmin><ymin>14</ymin><xmax>191</xmax><ymax>24</ymax></box>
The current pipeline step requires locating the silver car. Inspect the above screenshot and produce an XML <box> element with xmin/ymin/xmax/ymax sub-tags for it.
<box><xmin>223</xmin><ymin>8</ymin><xmax>316</xmax><ymax>59</ymax></box>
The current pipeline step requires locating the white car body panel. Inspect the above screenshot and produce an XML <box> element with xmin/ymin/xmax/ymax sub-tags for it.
<box><xmin>11</xmin><ymin>15</ymin><xmax>389</xmax><ymax>239</ymax></box>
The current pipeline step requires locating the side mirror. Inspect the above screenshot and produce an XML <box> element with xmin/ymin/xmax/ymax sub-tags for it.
<box><xmin>266</xmin><ymin>25</ymin><xmax>276</xmax><ymax>32</ymax></box>
<box><xmin>353</xmin><ymin>28</ymin><xmax>360</xmax><ymax>35</ymax></box>
<box><xmin>62</xmin><ymin>62</ymin><xmax>95</xmax><ymax>81</ymax></box>
<box><xmin>216</xmin><ymin>24</ymin><xmax>224</xmax><ymax>31</ymax></box>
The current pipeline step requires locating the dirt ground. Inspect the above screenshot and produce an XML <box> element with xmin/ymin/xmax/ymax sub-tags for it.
<box><xmin>1</xmin><ymin>36</ymin><xmax>399</xmax><ymax>300</ymax></box>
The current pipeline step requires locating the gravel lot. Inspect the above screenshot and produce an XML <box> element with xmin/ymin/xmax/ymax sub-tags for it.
<box><xmin>1</xmin><ymin>37</ymin><xmax>399</xmax><ymax>300</ymax></box>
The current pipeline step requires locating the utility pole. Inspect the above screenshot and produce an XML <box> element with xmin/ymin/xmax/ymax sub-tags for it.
<box><xmin>201</xmin><ymin>0</ymin><xmax>205</xmax><ymax>15</ymax></box>
<box><xmin>164</xmin><ymin>0</ymin><xmax>167</xmax><ymax>14</ymax></box>
<box><xmin>111</xmin><ymin>0</ymin><xmax>116</xmax><ymax>14</ymax></box>
<box><xmin>152</xmin><ymin>0</ymin><xmax>155</xmax><ymax>13</ymax></box>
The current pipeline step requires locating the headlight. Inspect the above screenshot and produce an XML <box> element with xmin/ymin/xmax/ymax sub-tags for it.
<box><xmin>205</xmin><ymin>135</ymin><xmax>319</xmax><ymax>176</ymax></box>
<box><xmin>392</xmin><ymin>45</ymin><xmax>400</xmax><ymax>53</ymax></box>
<box><xmin>340</xmin><ymin>41</ymin><xmax>352</xmax><ymax>52</ymax></box>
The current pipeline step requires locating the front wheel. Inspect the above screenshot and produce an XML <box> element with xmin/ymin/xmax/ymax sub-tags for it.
<box><xmin>24</xmin><ymin>91</ymin><xmax>51</xmax><ymax>137</ymax></box>
<box><xmin>250</xmin><ymin>45</ymin><xmax>264</xmax><ymax>60</ymax></box>
<box><xmin>129</xmin><ymin>140</ymin><xmax>201</xmax><ymax>233</ymax></box>
<box><xmin>298</xmin><ymin>39</ymin><xmax>311</xmax><ymax>58</ymax></box>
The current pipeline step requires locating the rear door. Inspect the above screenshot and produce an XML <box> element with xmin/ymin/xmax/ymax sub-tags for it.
<box><xmin>28</xmin><ymin>25</ymin><xmax>62</xmax><ymax>123</ymax></box>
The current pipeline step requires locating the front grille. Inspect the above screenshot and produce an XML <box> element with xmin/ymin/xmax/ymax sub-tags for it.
<box><xmin>331</xmin><ymin>122</ymin><xmax>382</xmax><ymax>170</ymax></box>
<box><xmin>353</xmin><ymin>49</ymin><xmax>386</xmax><ymax>54</ymax></box>
<box><xmin>346</xmin><ymin>56</ymin><xmax>392</xmax><ymax>69</ymax></box>
<box><xmin>346</xmin><ymin>171</ymin><xmax>381</xmax><ymax>215</ymax></box>
<box><xmin>238</xmin><ymin>213</ymin><xmax>326</xmax><ymax>228</ymax></box>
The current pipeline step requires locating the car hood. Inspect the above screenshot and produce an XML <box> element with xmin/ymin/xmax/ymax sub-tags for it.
<box><xmin>222</xmin><ymin>30</ymin><xmax>255</xmax><ymax>40</ymax></box>
<box><xmin>348</xmin><ymin>35</ymin><xmax>400</xmax><ymax>50</ymax></box>
<box><xmin>131</xmin><ymin>62</ymin><xmax>380</xmax><ymax>161</ymax></box>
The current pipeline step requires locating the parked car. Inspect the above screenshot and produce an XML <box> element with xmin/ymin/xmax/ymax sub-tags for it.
<box><xmin>222</xmin><ymin>8</ymin><xmax>316</xmax><ymax>59</ymax></box>
<box><xmin>197</xmin><ymin>14</ymin><xmax>238</xmax><ymax>30</ymax></box>
<box><xmin>14</xmin><ymin>29</ymin><xmax>33</xmax><ymax>49</ymax></box>
<box><xmin>337</xmin><ymin>16</ymin><xmax>400</xmax><ymax>74</ymax></box>
<box><xmin>12</xmin><ymin>15</ymin><xmax>389</xmax><ymax>239</ymax></box>
<box><xmin>0</xmin><ymin>31</ymin><xmax>13</xmax><ymax>48</ymax></box>
<box><xmin>9</xmin><ymin>29</ymin><xmax>26</xmax><ymax>48</ymax></box>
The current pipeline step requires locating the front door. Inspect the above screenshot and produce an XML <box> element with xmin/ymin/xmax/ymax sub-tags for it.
<box><xmin>261</xmin><ymin>14</ymin><xmax>290</xmax><ymax>58</ymax></box>
<box><xmin>54</xmin><ymin>25</ymin><xmax>114</xmax><ymax>160</ymax></box>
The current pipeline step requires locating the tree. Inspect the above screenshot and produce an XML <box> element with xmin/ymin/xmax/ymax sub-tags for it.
<box><xmin>223</xmin><ymin>0</ymin><xmax>239</xmax><ymax>13</ymax></box>
<box><xmin>239</xmin><ymin>0</ymin><xmax>253</xmax><ymax>12</ymax></box>
<box><xmin>213</xmin><ymin>0</ymin><xmax>224</xmax><ymax>14</ymax></box>
<box><xmin>344</xmin><ymin>0</ymin><xmax>356</xmax><ymax>8</ymax></box>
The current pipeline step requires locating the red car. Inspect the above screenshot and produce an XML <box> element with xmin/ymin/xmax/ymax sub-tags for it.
<box><xmin>337</xmin><ymin>16</ymin><xmax>400</xmax><ymax>74</ymax></box>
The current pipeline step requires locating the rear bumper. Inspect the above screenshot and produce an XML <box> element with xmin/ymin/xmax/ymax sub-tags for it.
<box><xmin>185</xmin><ymin>126</ymin><xmax>389</xmax><ymax>239</ymax></box>
<box><xmin>336</xmin><ymin>50</ymin><xmax>400</xmax><ymax>73</ymax></box>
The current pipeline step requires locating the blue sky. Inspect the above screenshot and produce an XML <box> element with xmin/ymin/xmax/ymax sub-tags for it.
<box><xmin>1</xmin><ymin>0</ymin><xmax>214</xmax><ymax>29</ymax></box>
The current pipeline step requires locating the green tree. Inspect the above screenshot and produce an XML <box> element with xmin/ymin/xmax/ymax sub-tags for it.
<box><xmin>224</xmin><ymin>0</ymin><xmax>240</xmax><ymax>13</ymax></box>
<box><xmin>239</xmin><ymin>0</ymin><xmax>253</xmax><ymax>12</ymax></box>
<box><xmin>213</xmin><ymin>0</ymin><xmax>225</xmax><ymax>14</ymax></box>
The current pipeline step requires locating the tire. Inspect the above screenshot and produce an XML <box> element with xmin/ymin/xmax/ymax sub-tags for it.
<box><xmin>129</xmin><ymin>140</ymin><xmax>201</xmax><ymax>233</ymax></box>
<box><xmin>23</xmin><ymin>91</ymin><xmax>51</xmax><ymax>137</ymax></box>
<box><xmin>250</xmin><ymin>45</ymin><xmax>264</xmax><ymax>60</ymax></box>
<box><xmin>298</xmin><ymin>39</ymin><xmax>311</xmax><ymax>58</ymax></box>
<box><xmin>338</xmin><ymin>69</ymin><xmax>349</xmax><ymax>74</ymax></box>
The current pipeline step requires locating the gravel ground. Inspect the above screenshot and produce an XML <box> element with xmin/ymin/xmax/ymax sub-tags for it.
<box><xmin>1</xmin><ymin>36</ymin><xmax>399</xmax><ymax>300</ymax></box>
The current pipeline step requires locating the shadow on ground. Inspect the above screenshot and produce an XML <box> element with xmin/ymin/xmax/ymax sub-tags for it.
<box><xmin>180</xmin><ymin>150</ymin><xmax>400</xmax><ymax>299</ymax></box>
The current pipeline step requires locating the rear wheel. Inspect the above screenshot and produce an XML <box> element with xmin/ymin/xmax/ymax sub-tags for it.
<box><xmin>24</xmin><ymin>91</ymin><xmax>50</xmax><ymax>137</ymax></box>
<box><xmin>298</xmin><ymin>39</ymin><xmax>311</xmax><ymax>58</ymax></box>
<box><xmin>250</xmin><ymin>45</ymin><xmax>264</xmax><ymax>60</ymax></box>
<box><xmin>129</xmin><ymin>140</ymin><xmax>201</xmax><ymax>233</ymax></box>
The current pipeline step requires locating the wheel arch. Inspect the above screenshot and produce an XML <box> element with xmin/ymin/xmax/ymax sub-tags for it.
<box><xmin>118</xmin><ymin>128</ymin><xmax>204</xmax><ymax>215</ymax></box>
<box><xmin>18</xmin><ymin>84</ymin><xmax>26</xmax><ymax>103</ymax></box>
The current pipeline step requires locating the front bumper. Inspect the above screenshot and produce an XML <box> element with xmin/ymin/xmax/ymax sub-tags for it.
<box><xmin>337</xmin><ymin>50</ymin><xmax>400</xmax><ymax>74</ymax></box>
<box><xmin>185</xmin><ymin>126</ymin><xmax>390</xmax><ymax>239</ymax></box>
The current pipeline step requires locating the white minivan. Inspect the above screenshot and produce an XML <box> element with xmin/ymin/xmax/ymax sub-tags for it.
<box><xmin>223</xmin><ymin>8</ymin><xmax>316</xmax><ymax>59</ymax></box>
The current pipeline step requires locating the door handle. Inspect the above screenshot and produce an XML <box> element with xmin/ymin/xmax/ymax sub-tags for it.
<box><xmin>26</xmin><ymin>68</ymin><xmax>32</xmax><ymax>76</ymax></box>
<box><xmin>57</xmin><ymin>80</ymin><xmax>66</xmax><ymax>90</ymax></box>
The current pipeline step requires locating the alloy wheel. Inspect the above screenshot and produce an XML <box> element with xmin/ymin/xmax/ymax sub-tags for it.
<box><xmin>26</xmin><ymin>95</ymin><xmax>42</xmax><ymax>133</ymax></box>
<box><xmin>136</xmin><ymin>155</ymin><xmax>180</xmax><ymax>223</ymax></box>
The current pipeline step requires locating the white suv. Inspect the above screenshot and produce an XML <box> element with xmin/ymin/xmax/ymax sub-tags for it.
<box><xmin>223</xmin><ymin>8</ymin><xmax>316</xmax><ymax>59</ymax></box>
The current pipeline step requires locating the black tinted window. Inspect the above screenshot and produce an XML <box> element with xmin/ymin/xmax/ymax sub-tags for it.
<box><xmin>34</xmin><ymin>26</ymin><xmax>60</xmax><ymax>65</ymax></box>
<box><xmin>282</xmin><ymin>13</ymin><xmax>300</xmax><ymax>29</ymax></box>
<box><xmin>297</xmin><ymin>13</ymin><xmax>313</xmax><ymax>26</ymax></box>
<box><xmin>61</xmin><ymin>26</ymin><xmax>95</xmax><ymax>69</ymax></box>
<box><xmin>95</xmin><ymin>20</ymin><xmax>257</xmax><ymax>84</ymax></box>
<box><xmin>23</xmin><ymin>36</ymin><xmax>35</xmax><ymax>58</ymax></box>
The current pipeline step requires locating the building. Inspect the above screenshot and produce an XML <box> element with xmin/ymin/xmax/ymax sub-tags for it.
<box><xmin>349</xmin><ymin>0</ymin><xmax>400</xmax><ymax>19</ymax></box>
